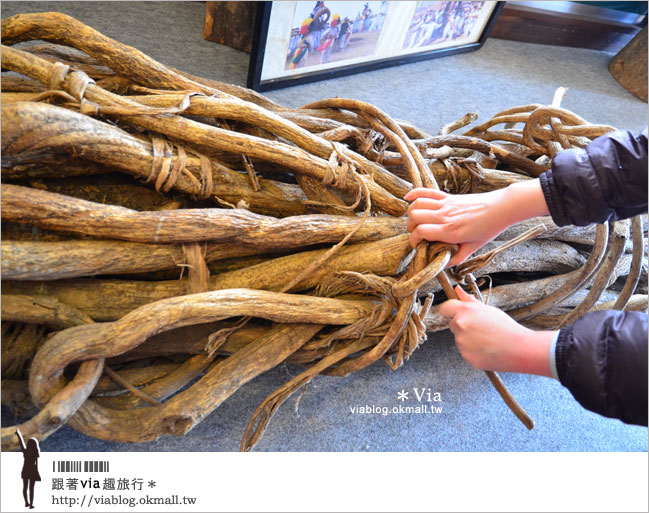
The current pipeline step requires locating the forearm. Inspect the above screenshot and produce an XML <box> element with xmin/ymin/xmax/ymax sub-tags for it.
<box><xmin>440</xmin><ymin>287</ymin><xmax>557</xmax><ymax>378</ymax></box>
<box><xmin>507</xmin><ymin>328</ymin><xmax>555</xmax><ymax>377</ymax></box>
<box><xmin>500</xmin><ymin>179</ymin><xmax>551</xmax><ymax>228</ymax></box>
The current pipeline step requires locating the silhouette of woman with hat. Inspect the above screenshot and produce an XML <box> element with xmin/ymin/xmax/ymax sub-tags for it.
<box><xmin>16</xmin><ymin>430</ymin><xmax>40</xmax><ymax>509</ymax></box>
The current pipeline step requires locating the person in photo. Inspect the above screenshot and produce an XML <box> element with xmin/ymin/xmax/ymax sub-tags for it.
<box><xmin>318</xmin><ymin>13</ymin><xmax>340</xmax><ymax>64</ymax></box>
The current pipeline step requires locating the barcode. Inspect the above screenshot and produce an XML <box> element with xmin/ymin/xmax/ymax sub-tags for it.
<box><xmin>53</xmin><ymin>461</ymin><xmax>110</xmax><ymax>472</ymax></box>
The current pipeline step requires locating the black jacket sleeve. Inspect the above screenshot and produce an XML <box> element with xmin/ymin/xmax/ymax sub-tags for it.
<box><xmin>539</xmin><ymin>129</ymin><xmax>648</xmax><ymax>426</ymax></box>
<box><xmin>539</xmin><ymin>128</ymin><xmax>648</xmax><ymax>227</ymax></box>
<box><xmin>555</xmin><ymin>310</ymin><xmax>648</xmax><ymax>426</ymax></box>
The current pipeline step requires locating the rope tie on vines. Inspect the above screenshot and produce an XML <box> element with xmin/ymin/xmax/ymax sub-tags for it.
<box><xmin>315</xmin><ymin>271</ymin><xmax>434</xmax><ymax>370</ymax></box>
<box><xmin>323</xmin><ymin>141</ymin><xmax>355</xmax><ymax>189</ymax></box>
<box><xmin>439</xmin><ymin>157</ymin><xmax>485</xmax><ymax>194</ymax></box>
<box><xmin>357</xmin><ymin>128</ymin><xmax>384</xmax><ymax>157</ymax></box>
<box><xmin>181</xmin><ymin>243</ymin><xmax>210</xmax><ymax>296</ymax></box>
<box><xmin>357</xmin><ymin>129</ymin><xmax>374</xmax><ymax>156</ymax></box>
<box><xmin>317</xmin><ymin>274</ymin><xmax>396</xmax><ymax>344</ymax></box>
<box><xmin>213</xmin><ymin>118</ymin><xmax>261</xmax><ymax>192</ymax></box>
<box><xmin>197</xmin><ymin>153</ymin><xmax>213</xmax><ymax>199</ymax></box>
<box><xmin>67</xmin><ymin>70</ymin><xmax>95</xmax><ymax>103</ymax></box>
<box><xmin>147</xmin><ymin>136</ymin><xmax>213</xmax><ymax>199</ymax></box>
<box><xmin>48</xmin><ymin>61</ymin><xmax>71</xmax><ymax>91</ymax></box>
<box><xmin>392</xmin><ymin>242</ymin><xmax>458</xmax><ymax>299</ymax></box>
<box><xmin>165</xmin><ymin>144</ymin><xmax>188</xmax><ymax>193</ymax></box>
<box><xmin>238</xmin><ymin>278</ymin><xmax>404</xmax><ymax>451</ymax></box>
<box><xmin>147</xmin><ymin>136</ymin><xmax>173</xmax><ymax>189</ymax></box>
<box><xmin>48</xmin><ymin>62</ymin><xmax>95</xmax><ymax>103</ymax></box>
<box><xmin>155</xmin><ymin>197</ymin><xmax>211</xmax><ymax>309</ymax></box>
<box><xmin>358</xmin><ymin>130</ymin><xmax>388</xmax><ymax>164</ymax></box>
<box><xmin>305</xmin><ymin>141</ymin><xmax>370</xmax><ymax>213</ymax></box>
<box><xmin>46</xmin><ymin>61</ymin><xmax>196</xmax><ymax>117</ymax></box>
<box><xmin>204</xmin><ymin>144</ymin><xmax>376</xmax><ymax>357</ymax></box>
<box><xmin>159</xmin><ymin>193</ymin><xmax>216</xmax><ymax>358</ymax></box>
<box><xmin>78</xmin><ymin>91</ymin><xmax>195</xmax><ymax>117</ymax></box>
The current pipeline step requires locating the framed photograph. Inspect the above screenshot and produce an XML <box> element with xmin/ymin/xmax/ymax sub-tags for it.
<box><xmin>248</xmin><ymin>1</ymin><xmax>504</xmax><ymax>91</ymax></box>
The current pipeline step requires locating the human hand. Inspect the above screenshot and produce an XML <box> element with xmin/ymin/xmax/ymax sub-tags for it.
<box><xmin>405</xmin><ymin>187</ymin><xmax>511</xmax><ymax>266</ymax></box>
<box><xmin>405</xmin><ymin>179</ymin><xmax>550</xmax><ymax>266</ymax></box>
<box><xmin>439</xmin><ymin>285</ymin><xmax>555</xmax><ymax>377</ymax></box>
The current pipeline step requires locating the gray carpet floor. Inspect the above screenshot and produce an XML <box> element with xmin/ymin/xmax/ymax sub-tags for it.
<box><xmin>1</xmin><ymin>1</ymin><xmax>647</xmax><ymax>452</ymax></box>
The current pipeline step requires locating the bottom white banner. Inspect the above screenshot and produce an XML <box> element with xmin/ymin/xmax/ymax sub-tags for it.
<box><xmin>1</xmin><ymin>451</ymin><xmax>647</xmax><ymax>512</ymax></box>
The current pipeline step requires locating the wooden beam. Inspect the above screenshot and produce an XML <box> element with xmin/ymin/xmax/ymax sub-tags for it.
<box><xmin>203</xmin><ymin>1</ymin><xmax>257</xmax><ymax>53</ymax></box>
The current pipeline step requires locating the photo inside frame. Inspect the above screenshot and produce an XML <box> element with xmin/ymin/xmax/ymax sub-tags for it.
<box><xmin>402</xmin><ymin>1</ymin><xmax>497</xmax><ymax>52</ymax></box>
<box><xmin>286</xmin><ymin>1</ymin><xmax>389</xmax><ymax>71</ymax></box>
<box><xmin>256</xmin><ymin>1</ymin><xmax>499</xmax><ymax>87</ymax></box>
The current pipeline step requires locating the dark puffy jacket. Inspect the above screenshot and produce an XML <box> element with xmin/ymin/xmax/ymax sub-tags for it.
<box><xmin>539</xmin><ymin>128</ymin><xmax>648</xmax><ymax>426</ymax></box>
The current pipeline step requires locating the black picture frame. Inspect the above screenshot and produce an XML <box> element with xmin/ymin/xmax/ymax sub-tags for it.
<box><xmin>248</xmin><ymin>1</ymin><xmax>504</xmax><ymax>92</ymax></box>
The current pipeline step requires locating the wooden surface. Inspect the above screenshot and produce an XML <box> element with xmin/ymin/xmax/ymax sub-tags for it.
<box><xmin>609</xmin><ymin>25</ymin><xmax>648</xmax><ymax>102</ymax></box>
<box><xmin>490</xmin><ymin>1</ymin><xmax>644</xmax><ymax>53</ymax></box>
<box><xmin>203</xmin><ymin>1</ymin><xmax>257</xmax><ymax>53</ymax></box>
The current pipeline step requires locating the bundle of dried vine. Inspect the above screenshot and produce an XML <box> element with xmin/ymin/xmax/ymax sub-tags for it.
<box><xmin>2</xmin><ymin>12</ymin><xmax>646</xmax><ymax>451</ymax></box>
